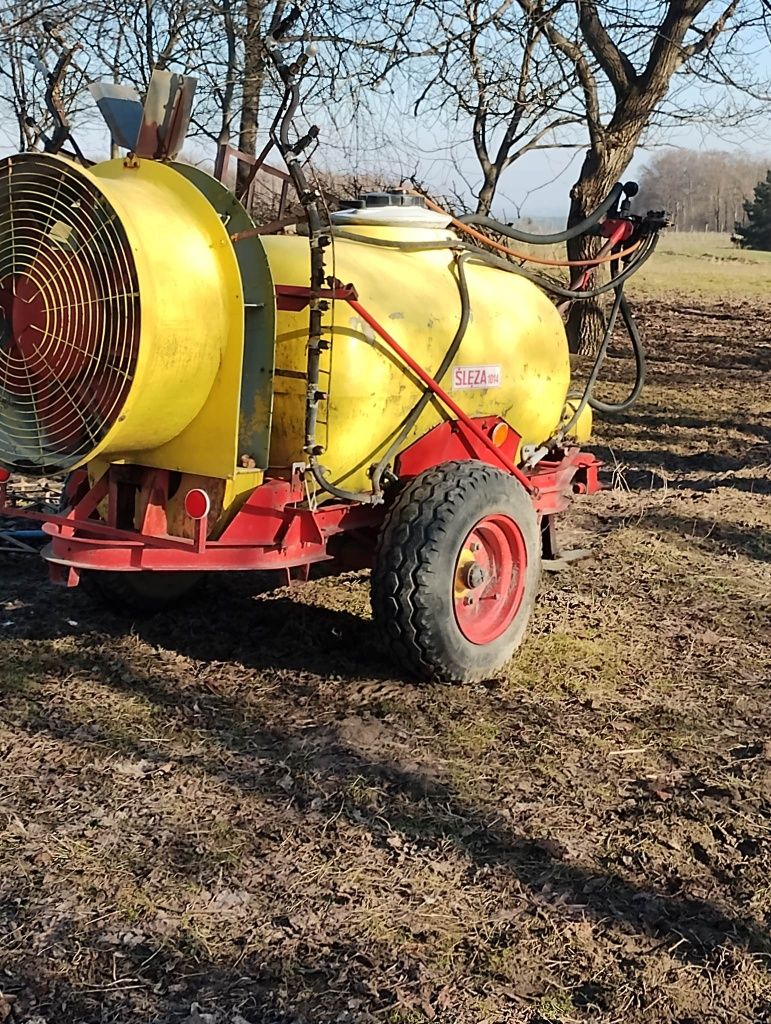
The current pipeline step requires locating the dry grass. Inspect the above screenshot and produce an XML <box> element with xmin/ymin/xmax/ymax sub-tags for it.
<box><xmin>512</xmin><ymin>229</ymin><xmax>771</xmax><ymax>298</ymax></box>
<box><xmin>630</xmin><ymin>231</ymin><xmax>771</xmax><ymax>298</ymax></box>
<box><xmin>0</xmin><ymin>286</ymin><xmax>769</xmax><ymax>1023</ymax></box>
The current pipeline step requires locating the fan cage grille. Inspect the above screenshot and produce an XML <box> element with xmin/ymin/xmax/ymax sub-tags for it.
<box><xmin>0</xmin><ymin>154</ymin><xmax>140</xmax><ymax>475</ymax></box>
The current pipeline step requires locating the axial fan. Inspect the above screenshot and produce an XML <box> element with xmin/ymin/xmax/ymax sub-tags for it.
<box><xmin>0</xmin><ymin>154</ymin><xmax>140</xmax><ymax>473</ymax></box>
<box><xmin>0</xmin><ymin>153</ymin><xmax>243</xmax><ymax>478</ymax></box>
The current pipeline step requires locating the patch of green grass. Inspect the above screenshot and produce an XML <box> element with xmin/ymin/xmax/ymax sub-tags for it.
<box><xmin>114</xmin><ymin>882</ymin><xmax>162</xmax><ymax>924</ymax></box>
<box><xmin>444</xmin><ymin>715</ymin><xmax>500</xmax><ymax>754</ymax></box>
<box><xmin>508</xmin><ymin>631</ymin><xmax>629</xmax><ymax>698</ymax></box>
<box><xmin>515</xmin><ymin>230</ymin><xmax>771</xmax><ymax>297</ymax></box>
<box><xmin>630</xmin><ymin>231</ymin><xmax>771</xmax><ymax>298</ymax></box>
<box><xmin>539</xmin><ymin>991</ymin><xmax>576</xmax><ymax>1021</ymax></box>
<box><xmin>63</xmin><ymin>684</ymin><xmax>165</xmax><ymax>743</ymax></box>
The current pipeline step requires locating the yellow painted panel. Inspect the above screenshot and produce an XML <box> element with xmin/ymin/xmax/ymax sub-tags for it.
<box><xmin>85</xmin><ymin>159</ymin><xmax>244</xmax><ymax>477</ymax></box>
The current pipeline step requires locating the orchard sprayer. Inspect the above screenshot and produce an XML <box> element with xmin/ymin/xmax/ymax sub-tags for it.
<box><xmin>0</xmin><ymin>44</ymin><xmax>666</xmax><ymax>682</ymax></box>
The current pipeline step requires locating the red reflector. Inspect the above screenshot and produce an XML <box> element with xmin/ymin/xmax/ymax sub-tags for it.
<box><xmin>0</xmin><ymin>468</ymin><xmax>10</xmax><ymax>482</ymax></box>
<box><xmin>184</xmin><ymin>488</ymin><xmax>210</xmax><ymax>521</ymax></box>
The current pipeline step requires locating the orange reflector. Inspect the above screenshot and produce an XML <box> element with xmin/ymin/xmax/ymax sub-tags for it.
<box><xmin>184</xmin><ymin>488</ymin><xmax>210</xmax><ymax>520</ymax></box>
<box><xmin>491</xmin><ymin>422</ymin><xmax>509</xmax><ymax>447</ymax></box>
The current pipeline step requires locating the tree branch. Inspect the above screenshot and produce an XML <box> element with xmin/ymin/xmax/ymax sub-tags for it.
<box><xmin>640</xmin><ymin>0</ymin><xmax>710</xmax><ymax>95</ymax></box>
<box><xmin>517</xmin><ymin>0</ymin><xmax>604</xmax><ymax>147</ymax></box>
<box><xmin>576</xmin><ymin>0</ymin><xmax>637</xmax><ymax>98</ymax></box>
<box><xmin>683</xmin><ymin>0</ymin><xmax>741</xmax><ymax>58</ymax></box>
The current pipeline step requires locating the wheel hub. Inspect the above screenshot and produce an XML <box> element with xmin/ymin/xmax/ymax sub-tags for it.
<box><xmin>465</xmin><ymin>561</ymin><xmax>487</xmax><ymax>589</ymax></box>
<box><xmin>453</xmin><ymin>513</ymin><xmax>527</xmax><ymax>646</ymax></box>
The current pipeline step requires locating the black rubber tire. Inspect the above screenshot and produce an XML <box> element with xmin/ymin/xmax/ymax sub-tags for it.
<box><xmin>79</xmin><ymin>570</ymin><xmax>204</xmax><ymax>615</ymax></box>
<box><xmin>371</xmin><ymin>460</ymin><xmax>541</xmax><ymax>683</ymax></box>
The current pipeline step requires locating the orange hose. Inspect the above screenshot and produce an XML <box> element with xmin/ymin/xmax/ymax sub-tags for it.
<box><xmin>421</xmin><ymin>195</ymin><xmax>641</xmax><ymax>268</ymax></box>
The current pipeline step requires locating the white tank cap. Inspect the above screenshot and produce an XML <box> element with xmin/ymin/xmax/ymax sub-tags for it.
<box><xmin>331</xmin><ymin>206</ymin><xmax>453</xmax><ymax>228</ymax></box>
<box><xmin>330</xmin><ymin>190</ymin><xmax>453</xmax><ymax>229</ymax></box>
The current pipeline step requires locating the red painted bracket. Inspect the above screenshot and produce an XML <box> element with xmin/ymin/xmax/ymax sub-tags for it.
<box><xmin>275</xmin><ymin>282</ymin><xmax>358</xmax><ymax>312</ymax></box>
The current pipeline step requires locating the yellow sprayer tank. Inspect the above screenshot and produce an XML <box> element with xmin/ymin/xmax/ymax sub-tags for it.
<box><xmin>262</xmin><ymin>204</ymin><xmax>581</xmax><ymax>493</ymax></box>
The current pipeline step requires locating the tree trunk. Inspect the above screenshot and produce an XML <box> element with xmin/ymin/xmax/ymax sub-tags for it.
<box><xmin>476</xmin><ymin>171</ymin><xmax>498</xmax><ymax>215</ymax></box>
<box><xmin>565</xmin><ymin>137</ymin><xmax>635</xmax><ymax>355</ymax></box>
<box><xmin>237</xmin><ymin>0</ymin><xmax>267</xmax><ymax>198</ymax></box>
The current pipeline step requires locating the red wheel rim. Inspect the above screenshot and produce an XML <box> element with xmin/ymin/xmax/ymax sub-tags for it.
<box><xmin>453</xmin><ymin>513</ymin><xmax>527</xmax><ymax>645</ymax></box>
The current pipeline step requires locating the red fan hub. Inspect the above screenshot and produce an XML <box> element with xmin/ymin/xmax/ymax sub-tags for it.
<box><xmin>0</xmin><ymin>252</ymin><xmax>99</xmax><ymax>391</ymax></box>
<box><xmin>0</xmin><ymin>275</ymin><xmax>47</xmax><ymax>371</ymax></box>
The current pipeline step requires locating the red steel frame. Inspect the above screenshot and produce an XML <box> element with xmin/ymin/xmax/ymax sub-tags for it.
<box><xmin>0</xmin><ymin>286</ymin><xmax>601</xmax><ymax>585</ymax></box>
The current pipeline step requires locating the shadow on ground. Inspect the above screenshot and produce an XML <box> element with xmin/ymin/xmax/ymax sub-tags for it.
<box><xmin>3</xmin><ymin>622</ymin><xmax>770</xmax><ymax>1022</ymax></box>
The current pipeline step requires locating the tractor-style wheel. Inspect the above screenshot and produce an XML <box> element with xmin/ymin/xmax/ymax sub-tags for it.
<box><xmin>371</xmin><ymin>460</ymin><xmax>541</xmax><ymax>683</ymax></box>
<box><xmin>80</xmin><ymin>570</ymin><xmax>204</xmax><ymax>615</ymax></box>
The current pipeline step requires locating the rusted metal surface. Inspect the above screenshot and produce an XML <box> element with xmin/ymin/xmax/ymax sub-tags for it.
<box><xmin>215</xmin><ymin>143</ymin><xmax>340</xmax><ymax>235</ymax></box>
<box><xmin>134</xmin><ymin>70</ymin><xmax>197</xmax><ymax>161</ymax></box>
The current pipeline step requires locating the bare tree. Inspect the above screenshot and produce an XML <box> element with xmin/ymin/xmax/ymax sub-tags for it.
<box><xmin>231</xmin><ymin>0</ymin><xmax>269</xmax><ymax>192</ymax></box>
<box><xmin>0</xmin><ymin>19</ymin><xmax>43</xmax><ymax>150</ymax></box>
<box><xmin>0</xmin><ymin>5</ymin><xmax>89</xmax><ymax>153</ymax></box>
<box><xmin>401</xmin><ymin>0</ymin><xmax>582</xmax><ymax>214</ymax></box>
<box><xmin>638</xmin><ymin>148</ymin><xmax>770</xmax><ymax>233</ymax></box>
<box><xmin>510</xmin><ymin>0</ymin><xmax>771</xmax><ymax>351</ymax></box>
<box><xmin>84</xmin><ymin>0</ymin><xmax>204</xmax><ymax>91</ymax></box>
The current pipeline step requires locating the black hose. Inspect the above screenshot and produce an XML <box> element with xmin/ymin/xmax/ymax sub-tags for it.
<box><xmin>464</xmin><ymin>235</ymin><xmax>659</xmax><ymax>300</ymax></box>
<box><xmin>330</xmin><ymin>226</ymin><xmax>660</xmax><ymax>302</ymax></box>
<box><xmin>309</xmin><ymin>460</ymin><xmax>372</xmax><ymax>503</ymax></box>
<box><xmin>370</xmin><ymin>252</ymin><xmax>471</xmax><ymax>493</ymax></box>
<box><xmin>458</xmin><ymin>183</ymin><xmax>625</xmax><ymax>245</ymax></box>
<box><xmin>330</xmin><ymin>228</ymin><xmax>462</xmax><ymax>250</ymax></box>
<box><xmin>559</xmin><ymin>283</ymin><xmax>626</xmax><ymax>439</ymax></box>
<box><xmin>557</xmin><ymin>270</ymin><xmax>648</xmax><ymax>440</ymax></box>
<box><xmin>588</xmin><ymin>293</ymin><xmax>646</xmax><ymax>413</ymax></box>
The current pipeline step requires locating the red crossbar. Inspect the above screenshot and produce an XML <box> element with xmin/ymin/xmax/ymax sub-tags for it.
<box><xmin>274</xmin><ymin>283</ymin><xmax>533</xmax><ymax>488</ymax></box>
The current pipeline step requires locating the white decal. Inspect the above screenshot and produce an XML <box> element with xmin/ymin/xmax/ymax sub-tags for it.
<box><xmin>451</xmin><ymin>364</ymin><xmax>502</xmax><ymax>390</ymax></box>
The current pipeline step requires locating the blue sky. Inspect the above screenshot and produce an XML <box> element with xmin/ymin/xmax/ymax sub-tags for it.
<box><xmin>3</xmin><ymin>51</ymin><xmax>770</xmax><ymax>220</ymax></box>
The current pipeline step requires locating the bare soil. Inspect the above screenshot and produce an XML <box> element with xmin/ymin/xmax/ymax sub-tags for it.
<box><xmin>0</xmin><ymin>297</ymin><xmax>769</xmax><ymax>1024</ymax></box>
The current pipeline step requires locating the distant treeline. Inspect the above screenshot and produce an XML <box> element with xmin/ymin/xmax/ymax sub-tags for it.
<box><xmin>637</xmin><ymin>150</ymin><xmax>769</xmax><ymax>233</ymax></box>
